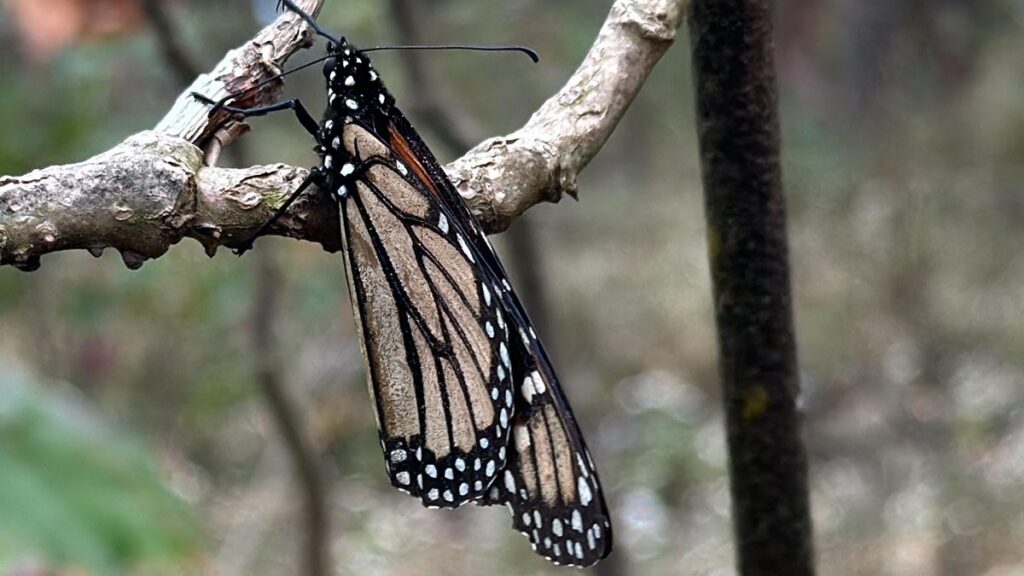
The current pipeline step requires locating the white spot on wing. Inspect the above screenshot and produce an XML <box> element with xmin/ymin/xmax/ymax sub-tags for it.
<box><xmin>531</xmin><ymin>371</ymin><xmax>546</xmax><ymax>394</ymax></box>
<box><xmin>522</xmin><ymin>375</ymin><xmax>535</xmax><ymax>403</ymax></box>
<box><xmin>396</xmin><ymin>471</ymin><xmax>410</xmax><ymax>485</ymax></box>
<box><xmin>457</xmin><ymin>234</ymin><xmax>475</xmax><ymax>263</ymax></box>
<box><xmin>345</xmin><ymin>99</ymin><xmax>359</xmax><ymax>110</ymax></box>
<box><xmin>438</xmin><ymin>213</ymin><xmax>449</xmax><ymax>234</ymax></box>
<box><xmin>499</xmin><ymin>342</ymin><xmax>510</xmax><ymax>368</ymax></box>
<box><xmin>341</xmin><ymin>163</ymin><xmax>355</xmax><ymax>176</ymax></box>
<box><xmin>578</xmin><ymin>477</ymin><xmax>593</xmax><ymax>506</ymax></box>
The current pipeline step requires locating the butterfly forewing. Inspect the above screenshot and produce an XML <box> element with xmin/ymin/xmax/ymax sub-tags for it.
<box><xmin>337</xmin><ymin>122</ymin><xmax>514</xmax><ymax>507</ymax></box>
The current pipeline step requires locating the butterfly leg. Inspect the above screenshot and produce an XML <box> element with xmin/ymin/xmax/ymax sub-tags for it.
<box><xmin>195</xmin><ymin>95</ymin><xmax>322</xmax><ymax>142</ymax></box>
<box><xmin>233</xmin><ymin>167</ymin><xmax>325</xmax><ymax>256</ymax></box>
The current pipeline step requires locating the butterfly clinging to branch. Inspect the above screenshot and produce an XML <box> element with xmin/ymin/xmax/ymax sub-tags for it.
<box><xmin>195</xmin><ymin>0</ymin><xmax>612</xmax><ymax>566</ymax></box>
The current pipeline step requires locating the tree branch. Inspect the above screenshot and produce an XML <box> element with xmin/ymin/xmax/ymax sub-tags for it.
<box><xmin>0</xmin><ymin>0</ymin><xmax>688</xmax><ymax>269</ymax></box>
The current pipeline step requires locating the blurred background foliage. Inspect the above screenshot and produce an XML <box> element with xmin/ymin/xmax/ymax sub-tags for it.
<box><xmin>0</xmin><ymin>0</ymin><xmax>1023</xmax><ymax>574</ymax></box>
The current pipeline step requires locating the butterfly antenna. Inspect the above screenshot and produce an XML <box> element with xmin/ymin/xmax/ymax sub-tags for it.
<box><xmin>193</xmin><ymin>54</ymin><xmax>334</xmax><ymax>112</ymax></box>
<box><xmin>278</xmin><ymin>0</ymin><xmax>342</xmax><ymax>45</ymax></box>
<box><xmin>363</xmin><ymin>44</ymin><xmax>540</xmax><ymax>63</ymax></box>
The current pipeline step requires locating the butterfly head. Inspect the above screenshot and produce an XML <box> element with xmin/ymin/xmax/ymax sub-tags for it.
<box><xmin>323</xmin><ymin>40</ymin><xmax>393</xmax><ymax>116</ymax></box>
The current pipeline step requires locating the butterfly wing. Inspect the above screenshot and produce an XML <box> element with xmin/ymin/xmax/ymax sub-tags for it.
<box><xmin>337</xmin><ymin>122</ymin><xmax>515</xmax><ymax>508</ymax></box>
<box><xmin>385</xmin><ymin>111</ymin><xmax>613</xmax><ymax>567</ymax></box>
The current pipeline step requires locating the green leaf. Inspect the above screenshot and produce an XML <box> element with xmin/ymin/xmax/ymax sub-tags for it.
<box><xmin>0</xmin><ymin>371</ymin><xmax>202</xmax><ymax>574</ymax></box>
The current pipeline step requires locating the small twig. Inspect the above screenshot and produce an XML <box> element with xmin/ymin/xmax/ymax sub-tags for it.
<box><xmin>0</xmin><ymin>0</ymin><xmax>688</xmax><ymax>269</ymax></box>
<box><xmin>154</xmin><ymin>0</ymin><xmax>325</xmax><ymax>147</ymax></box>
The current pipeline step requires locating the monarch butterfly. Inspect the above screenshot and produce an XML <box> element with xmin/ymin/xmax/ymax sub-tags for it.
<box><xmin>199</xmin><ymin>0</ymin><xmax>612</xmax><ymax>566</ymax></box>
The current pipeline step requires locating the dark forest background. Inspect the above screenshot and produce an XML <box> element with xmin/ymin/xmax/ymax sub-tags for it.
<box><xmin>1</xmin><ymin>0</ymin><xmax>1023</xmax><ymax>574</ymax></box>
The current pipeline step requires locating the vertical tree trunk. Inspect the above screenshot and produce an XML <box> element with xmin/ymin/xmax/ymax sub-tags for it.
<box><xmin>253</xmin><ymin>246</ymin><xmax>330</xmax><ymax>576</ymax></box>
<box><xmin>688</xmin><ymin>1</ymin><xmax>816</xmax><ymax>575</ymax></box>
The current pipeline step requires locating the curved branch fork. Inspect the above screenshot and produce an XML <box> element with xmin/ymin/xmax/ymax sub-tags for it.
<box><xmin>0</xmin><ymin>0</ymin><xmax>688</xmax><ymax>269</ymax></box>
<box><xmin>450</xmin><ymin>0</ymin><xmax>688</xmax><ymax>232</ymax></box>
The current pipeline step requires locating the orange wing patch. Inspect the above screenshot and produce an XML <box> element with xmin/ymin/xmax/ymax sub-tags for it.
<box><xmin>388</xmin><ymin>124</ymin><xmax>443</xmax><ymax>199</ymax></box>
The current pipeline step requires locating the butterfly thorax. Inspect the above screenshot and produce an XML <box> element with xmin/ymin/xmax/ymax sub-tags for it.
<box><xmin>317</xmin><ymin>40</ymin><xmax>396</xmax><ymax>195</ymax></box>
